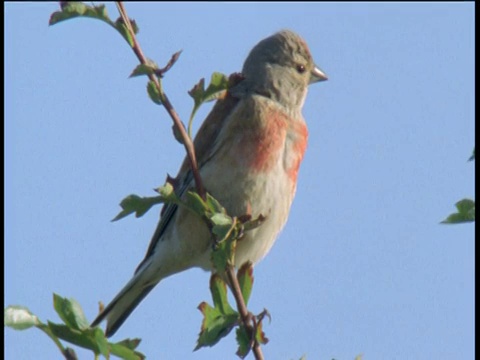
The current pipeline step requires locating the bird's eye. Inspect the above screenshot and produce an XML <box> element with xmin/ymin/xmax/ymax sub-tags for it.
<box><xmin>296</xmin><ymin>64</ymin><xmax>306</xmax><ymax>73</ymax></box>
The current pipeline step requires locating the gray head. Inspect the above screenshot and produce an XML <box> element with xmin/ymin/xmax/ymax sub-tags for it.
<box><xmin>237</xmin><ymin>30</ymin><xmax>327</xmax><ymax>109</ymax></box>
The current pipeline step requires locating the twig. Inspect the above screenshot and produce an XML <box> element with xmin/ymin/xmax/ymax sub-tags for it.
<box><xmin>155</xmin><ymin>50</ymin><xmax>183</xmax><ymax>78</ymax></box>
<box><xmin>115</xmin><ymin>2</ymin><xmax>206</xmax><ymax>199</ymax></box>
<box><xmin>226</xmin><ymin>265</ymin><xmax>264</xmax><ymax>360</ymax></box>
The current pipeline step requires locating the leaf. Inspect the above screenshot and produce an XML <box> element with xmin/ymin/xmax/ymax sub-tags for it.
<box><xmin>206</xmin><ymin>193</ymin><xmax>227</xmax><ymax>214</ymax></box>
<box><xmin>114</xmin><ymin>17</ymin><xmax>139</xmax><ymax>47</ymax></box>
<box><xmin>155</xmin><ymin>182</ymin><xmax>181</xmax><ymax>204</ymax></box>
<box><xmin>49</xmin><ymin>319</ymin><xmax>145</xmax><ymax>359</ymax></box>
<box><xmin>195</xmin><ymin>275</ymin><xmax>238</xmax><ymax>350</ymax></box>
<box><xmin>195</xmin><ymin>303</ymin><xmax>238</xmax><ymax>350</ymax></box>
<box><xmin>4</xmin><ymin>306</ymin><xmax>40</xmax><ymax>330</ymax></box>
<box><xmin>114</xmin><ymin>338</ymin><xmax>142</xmax><ymax>351</ymax></box>
<box><xmin>210</xmin><ymin>275</ymin><xmax>235</xmax><ymax>315</ymax></box>
<box><xmin>210</xmin><ymin>219</ymin><xmax>238</xmax><ymax>272</ymax></box>
<box><xmin>147</xmin><ymin>80</ymin><xmax>163</xmax><ymax>105</ymax></box>
<box><xmin>49</xmin><ymin>3</ymin><xmax>112</xmax><ymax>26</ymax></box>
<box><xmin>187</xmin><ymin>72</ymin><xmax>229</xmax><ymax>136</ymax></box>
<box><xmin>254</xmin><ymin>319</ymin><xmax>268</xmax><ymax>345</ymax></box>
<box><xmin>468</xmin><ymin>147</ymin><xmax>475</xmax><ymax>161</ymax></box>
<box><xmin>49</xmin><ymin>3</ymin><xmax>140</xmax><ymax>49</ymax></box>
<box><xmin>455</xmin><ymin>198</ymin><xmax>475</xmax><ymax>214</ymax></box>
<box><xmin>91</xmin><ymin>327</ymin><xmax>109</xmax><ymax>357</ymax></box>
<box><xmin>235</xmin><ymin>326</ymin><xmax>252</xmax><ymax>358</ymax></box>
<box><xmin>184</xmin><ymin>191</ymin><xmax>210</xmax><ymax>218</ymax></box>
<box><xmin>171</xmin><ymin>123</ymin><xmax>185</xmax><ymax>144</ymax></box>
<box><xmin>191</xmin><ymin>72</ymin><xmax>229</xmax><ymax>103</ymax></box>
<box><xmin>441</xmin><ymin>198</ymin><xmax>475</xmax><ymax>224</ymax></box>
<box><xmin>53</xmin><ymin>294</ymin><xmax>89</xmax><ymax>331</ymax></box>
<box><xmin>112</xmin><ymin>194</ymin><xmax>164</xmax><ymax>221</ymax></box>
<box><xmin>237</xmin><ymin>262</ymin><xmax>254</xmax><ymax>306</ymax></box>
<box><xmin>47</xmin><ymin>322</ymin><xmax>99</xmax><ymax>352</ymax></box>
<box><xmin>210</xmin><ymin>213</ymin><xmax>234</xmax><ymax>240</ymax></box>
<box><xmin>110</xmin><ymin>338</ymin><xmax>145</xmax><ymax>360</ymax></box>
<box><xmin>129</xmin><ymin>61</ymin><xmax>159</xmax><ymax>78</ymax></box>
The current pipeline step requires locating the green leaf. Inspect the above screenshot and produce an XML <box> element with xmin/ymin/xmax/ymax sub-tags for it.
<box><xmin>441</xmin><ymin>198</ymin><xmax>475</xmax><ymax>224</ymax></box>
<box><xmin>47</xmin><ymin>322</ymin><xmax>100</xmax><ymax>352</ymax></box>
<box><xmin>210</xmin><ymin>214</ymin><xmax>233</xmax><ymax>227</ymax></box>
<box><xmin>4</xmin><ymin>306</ymin><xmax>40</xmax><ymax>330</ymax></box>
<box><xmin>254</xmin><ymin>319</ymin><xmax>268</xmax><ymax>345</ymax></box>
<box><xmin>184</xmin><ymin>191</ymin><xmax>210</xmax><ymax>218</ymax></box>
<box><xmin>237</xmin><ymin>262</ymin><xmax>254</xmax><ymax>306</ymax></box>
<box><xmin>92</xmin><ymin>327</ymin><xmax>110</xmax><ymax>357</ymax></box>
<box><xmin>49</xmin><ymin>3</ymin><xmax>112</xmax><ymax>26</ymax></box>
<box><xmin>171</xmin><ymin>123</ymin><xmax>185</xmax><ymax>144</ymax></box>
<box><xmin>197</xmin><ymin>72</ymin><xmax>229</xmax><ymax>102</ymax></box>
<box><xmin>187</xmin><ymin>72</ymin><xmax>229</xmax><ymax>136</ymax></box>
<box><xmin>195</xmin><ymin>303</ymin><xmax>238</xmax><ymax>350</ymax></box>
<box><xmin>47</xmin><ymin>320</ymin><xmax>145</xmax><ymax>360</ymax></box>
<box><xmin>210</xmin><ymin>275</ymin><xmax>235</xmax><ymax>315</ymax></box>
<box><xmin>114</xmin><ymin>17</ymin><xmax>139</xmax><ymax>47</ymax></box>
<box><xmin>49</xmin><ymin>3</ymin><xmax>139</xmax><ymax>49</ymax></box>
<box><xmin>195</xmin><ymin>275</ymin><xmax>238</xmax><ymax>350</ymax></box>
<box><xmin>234</xmin><ymin>308</ymin><xmax>270</xmax><ymax>358</ymax></box>
<box><xmin>112</xmin><ymin>194</ymin><xmax>164</xmax><ymax>221</ymax></box>
<box><xmin>53</xmin><ymin>294</ymin><xmax>89</xmax><ymax>331</ymax></box>
<box><xmin>114</xmin><ymin>338</ymin><xmax>142</xmax><ymax>351</ymax></box>
<box><xmin>110</xmin><ymin>338</ymin><xmax>145</xmax><ymax>360</ymax></box>
<box><xmin>468</xmin><ymin>147</ymin><xmax>475</xmax><ymax>161</ymax></box>
<box><xmin>147</xmin><ymin>80</ymin><xmax>163</xmax><ymax>105</ymax></box>
<box><xmin>155</xmin><ymin>182</ymin><xmax>180</xmax><ymax>203</ymax></box>
<box><xmin>210</xmin><ymin>220</ymin><xmax>238</xmax><ymax>272</ymax></box>
<box><xmin>181</xmin><ymin>192</ymin><xmax>241</xmax><ymax>271</ymax></box>
<box><xmin>210</xmin><ymin>213</ymin><xmax>234</xmax><ymax>240</ymax></box>
<box><xmin>205</xmin><ymin>193</ymin><xmax>227</xmax><ymax>214</ymax></box>
<box><xmin>195</xmin><ymin>303</ymin><xmax>235</xmax><ymax>350</ymax></box>
<box><xmin>129</xmin><ymin>61</ymin><xmax>159</xmax><ymax>78</ymax></box>
<box><xmin>456</xmin><ymin>198</ymin><xmax>475</xmax><ymax>214</ymax></box>
<box><xmin>235</xmin><ymin>326</ymin><xmax>252</xmax><ymax>358</ymax></box>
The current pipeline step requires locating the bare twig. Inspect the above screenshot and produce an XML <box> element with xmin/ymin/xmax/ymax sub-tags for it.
<box><xmin>115</xmin><ymin>2</ymin><xmax>205</xmax><ymax>199</ymax></box>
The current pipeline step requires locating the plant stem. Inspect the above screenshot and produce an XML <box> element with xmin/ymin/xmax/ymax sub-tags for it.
<box><xmin>115</xmin><ymin>2</ymin><xmax>206</xmax><ymax>200</ymax></box>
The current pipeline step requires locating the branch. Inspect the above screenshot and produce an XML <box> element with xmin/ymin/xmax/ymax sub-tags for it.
<box><xmin>226</xmin><ymin>266</ymin><xmax>264</xmax><ymax>360</ymax></box>
<box><xmin>115</xmin><ymin>2</ymin><xmax>206</xmax><ymax>199</ymax></box>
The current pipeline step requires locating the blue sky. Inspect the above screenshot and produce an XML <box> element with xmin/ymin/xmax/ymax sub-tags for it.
<box><xmin>5</xmin><ymin>3</ymin><xmax>474</xmax><ymax>360</ymax></box>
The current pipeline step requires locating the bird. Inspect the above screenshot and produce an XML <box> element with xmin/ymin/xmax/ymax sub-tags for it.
<box><xmin>91</xmin><ymin>29</ymin><xmax>327</xmax><ymax>337</ymax></box>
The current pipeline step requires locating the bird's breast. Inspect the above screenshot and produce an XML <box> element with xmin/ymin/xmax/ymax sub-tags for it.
<box><xmin>241</xmin><ymin>103</ymin><xmax>308</xmax><ymax>186</ymax></box>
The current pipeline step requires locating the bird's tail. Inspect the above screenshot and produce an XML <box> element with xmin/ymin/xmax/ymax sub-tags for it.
<box><xmin>91</xmin><ymin>273</ymin><xmax>157</xmax><ymax>337</ymax></box>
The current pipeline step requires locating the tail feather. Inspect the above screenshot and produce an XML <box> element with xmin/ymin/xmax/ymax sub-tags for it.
<box><xmin>91</xmin><ymin>278</ymin><xmax>157</xmax><ymax>337</ymax></box>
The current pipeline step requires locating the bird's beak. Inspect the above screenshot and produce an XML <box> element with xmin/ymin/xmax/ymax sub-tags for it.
<box><xmin>310</xmin><ymin>65</ymin><xmax>328</xmax><ymax>84</ymax></box>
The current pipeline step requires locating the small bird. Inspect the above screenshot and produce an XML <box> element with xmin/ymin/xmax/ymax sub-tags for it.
<box><xmin>91</xmin><ymin>29</ymin><xmax>327</xmax><ymax>337</ymax></box>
